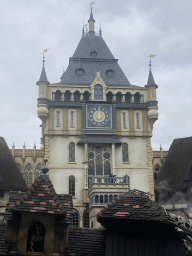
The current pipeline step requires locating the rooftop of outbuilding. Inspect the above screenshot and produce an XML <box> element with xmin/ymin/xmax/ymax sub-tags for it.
<box><xmin>0</xmin><ymin>137</ymin><xmax>27</xmax><ymax>192</ymax></box>
<box><xmin>156</xmin><ymin>136</ymin><xmax>192</xmax><ymax>190</ymax></box>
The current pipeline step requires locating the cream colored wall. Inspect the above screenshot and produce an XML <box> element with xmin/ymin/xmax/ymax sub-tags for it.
<box><xmin>115</xmin><ymin>137</ymin><xmax>149</xmax><ymax>192</ymax></box>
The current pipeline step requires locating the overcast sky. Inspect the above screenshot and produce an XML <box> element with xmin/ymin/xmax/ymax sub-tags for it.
<box><xmin>0</xmin><ymin>0</ymin><xmax>192</xmax><ymax>151</ymax></box>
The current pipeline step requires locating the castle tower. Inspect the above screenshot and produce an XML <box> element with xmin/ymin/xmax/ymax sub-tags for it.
<box><xmin>37</xmin><ymin>9</ymin><xmax>158</xmax><ymax>228</ymax></box>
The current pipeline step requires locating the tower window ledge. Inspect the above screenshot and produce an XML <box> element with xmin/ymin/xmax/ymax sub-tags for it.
<box><xmin>68</xmin><ymin>162</ymin><xmax>77</xmax><ymax>164</ymax></box>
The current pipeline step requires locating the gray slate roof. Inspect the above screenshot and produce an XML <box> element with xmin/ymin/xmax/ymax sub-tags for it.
<box><xmin>37</xmin><ymin>64</ymin><xmax>49</xmax><ymax>84</ymax></box>
<box><xmin>55</xmin><ymin>34</ymin><xmax>134</xmax><ymax>87</ymax></box>
<box><xmin>147</xmin><ymin>67</ymin><xmax>156</xmax><ymax>86</ymax></box>
<box><xmin>0</xmin><ymin>137</ymin><xmax>27</xmax><ymax>191</ymax></box>
<box><xmin>156</xmin><ymin>137</ymin><xmax>192</xmax><ymax>190</ymax></box>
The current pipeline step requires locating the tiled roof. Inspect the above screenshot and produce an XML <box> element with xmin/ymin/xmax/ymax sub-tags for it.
<box><xmin>156</xmin><ymin>137</ymin><xmax>192</xmax><ymax>190</ymax></box>
<box><xmin>0</xmin><ymin>137</ymin><xmax>27</xmax><ymax>192</ymax></box>
<box><xmin>60</xmin><ymin>227</ymin><xmax>106</xmax><ymax>256</ymax></box>
<box><xmin>4</xmin><ymin>174</ymin><xmax>73</xmax><ymax>224</ymax></box>
<box><xmin>0</xmin><ymin>223</ymin><xmax>9</xmax><ymax>255</ymax></box>
<box><xmin>55</xmin><ymin>35</ymin><xmax>135</xmax><ymax>87</ymax></box>
<box><xmin>77</xmin><ymin>135</ymin><xmax>122</xmax><ymax>144</ymax></box>
<box><xmin>97</xmin><ymin>190</ymin><xmax>177</xmax><ymax>226</ymax></box>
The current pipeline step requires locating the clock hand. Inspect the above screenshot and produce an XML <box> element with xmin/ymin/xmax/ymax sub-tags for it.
<box><xmin>97</xmin><ymin>107</ymin><xmax>101</xmax><ymax>120</ymax></box>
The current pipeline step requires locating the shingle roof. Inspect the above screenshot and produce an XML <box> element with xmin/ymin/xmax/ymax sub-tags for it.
<box><xmin>156</xmin><ymin>137</ymin><xmax>192</xmax><ymax>190</ymax></box>
<box><xmin>0</xmin><ymin>223</ymin><xmax>9</xmax><ymax>255</ymax></box>
<box><xmin>97</xmin><ymin>190</ymin><xmax>177</xmax><ymax>226</ymax></box>
<box><xmin>77</xmin><ymin>135</ymin><xmax>122</xmax><ymax>144</ymax></box>
<box><xmin>0</xmin><ymin>137</ymin><xmax>27</xmax><ymax>192</ymax></box>
<box><xmin>55</xmin><ymin>35</ymin><xmax>134</xmax><ymax>87</ymax></box>
<box><xmin>4</xmin><ymin>173</ymin><xmax>73</xmax><ymax>223</ymax></box>
<box><xmin>60</xmin><ymin>227</ymin><xmax>106</xmax><ymax>256</ymax></box>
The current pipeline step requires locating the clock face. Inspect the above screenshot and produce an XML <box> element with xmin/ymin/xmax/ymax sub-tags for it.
<box><xmin>87</xmin><ymin>104</ymin><xmax>112</xmax><ymax>128</ymax></box>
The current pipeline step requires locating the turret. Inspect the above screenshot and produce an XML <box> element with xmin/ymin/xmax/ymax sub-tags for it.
<box><xmin>36</xmin><ymin>54</ymin><xmax>49</xmax><ymax>129</ymax></box>
<box><xmin>88</xmin><ymin>6</ymin><xmax>95</xmax><ymax>38</ymax></box>
<box><xmin>146</xmin><ymin>58</ymin><xmax>158</xmax><ymax>130</ymax></box>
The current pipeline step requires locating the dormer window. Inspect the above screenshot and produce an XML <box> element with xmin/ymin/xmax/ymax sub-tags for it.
<box><xmin>91</xmin><ymin>51</ymin><xmax>97</xmax><ymax>57</ymax></box>
<box><xmin>76</xmin><ymin>68</ymin><xmax>84</xmax><ymax>75</ymax></box>
<box><xmin>106</xmin><ymin>69</ymin><xmax>114</xmax><ymax>77</ymax></box>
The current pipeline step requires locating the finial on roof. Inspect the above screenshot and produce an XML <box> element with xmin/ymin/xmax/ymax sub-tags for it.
<box><xmin>146</xmin><ymin>54</ymin><xmax>157</xmax><ymax>86</ymax></box>
<box><xmin>36</xmin><ymin>49</ymin><xmax>50</xmax><ymax>85</ymax></box>
<box><xmin>39</xmin><ymin>159</ymin><xmax>49</xmax><ymax>179</ymax></box>
<box><xmin>99</xmin><ymin>24</ymin><xmax>102</xmax><ymax>37</ymax></box>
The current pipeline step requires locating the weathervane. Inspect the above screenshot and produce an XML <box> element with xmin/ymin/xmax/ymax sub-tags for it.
<box><xmin>146</xmin><ymin>54</ymin><xmax>157</xmax><ymax>68</ymax></box>
<box><xmin>40</xmin><ymin>48</ymin><xmax>50</xmax><ymax>64</ymax></box>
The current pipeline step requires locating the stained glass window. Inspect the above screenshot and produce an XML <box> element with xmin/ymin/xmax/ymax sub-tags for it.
<box><xmin>25</xmin><ymin>164</ymin><xmax>33</xmax><ymax>187</ymax></box>
<box><xmin>94</xmin><ymin>84</ymin><xmax>103</xmax><ymax>99</ymax></box>
<box><xmin>88</xmin><ymin>146</ymin><xmax>111</xmax><ymax>177</ymax></box>
<box><xmin>122</xmin><ymin>143</ymin><xmax>129</xmax><ymax>163</ymax></box>
<box><xmin>69</xmin><ymin>142</ymin><xmax>75</xmax><ymax>162</ymax></box>
<box><xmin>35</xmin><ymin>164</ymin><xmax>42</xmax><ymax>178</ymax></box>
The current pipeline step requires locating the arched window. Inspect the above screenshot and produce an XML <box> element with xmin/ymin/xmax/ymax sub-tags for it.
<box><xmin>69</xmin><ymin>175</ymin><xmax>75</xmax><ymax>196</ymax></box>
<box><xmin>88</xmin><ymin>146</ymin><xmax>111</xmax><ymax>177</ymax></box>
<box><xmin>134</xmin><ymin>92</ymin><xmax>140</xmax><ymax>103</ymax></box>
<box><xmin>104</xmin><ymin>195</ymin><xmax>108</xmax><ymax>203</ymax></box>
<box><xmin>95</xmin><ymin>195</ymin><xmax>99</xmax><ymax>203</ymax></box>
<box><xmin>74</xmin><ymin>91</ymin><xmax>80</xmax><ymax>101</ymax></box>
<box><xmin>100</xmin><ymin>195</ymin><xmax>103</xmax><ymax>203</ymax></box>
<box><xmin>125</xmin><ymin>92</ymin><xmax>131</xmax><ymax>103</ymax></box>
<box><xmin>109</xmin><ymin>195</ymin><xmax>113</xmax><ymax>203</ymax></box>
<box><xmin>69</xmin><ymin>142</ymin><xmax>75</xmax><ymax>162</ymax></box>
<box><xmin>72</xmin><ymin>209</ymin><xmax>79</xmax><ymax>227</ymax></box>
<box><xmin>25</xmin><ymin>164</ymin><xmax>33</xmax><ymax>187</ymax></box>
<box><xmin>106</xmin><ymin>92</ymin><xmax>113</xmax><ymax>102</ymax></box>
<box><xmin>27</xmin><ymin>222</ymin><xmax>45</xmax><ymax>252</ymax></box>
<box><xmin>35</xmin><ymin>164</ymin><xmax>42</xmax><ymax>178</ymax></box>
<box><xmin>154</xmin><ymin>165</ymin><xmax>160</xmax><ymax>181</ymax></box>
<box><xmin>65</xmin><ymin>91</ymin><xmax>71</xmax><ymax>101</ymax></box>
<box><xmin>55</xmin><ymin>90</ymin><xmax>61</xmax><ymax>101</ymax></box>
<box><xmin>83</xmin><ymin>91</ymin><xmax>89</xmax><ymax>101</ymax></box>
<box><xmin>116</xmin><ymin>92</ymin><xmax>122</xmax><ymax>103</ymax></box>
<box><xmin>94</xmin><ymin>84</ymin><xmax>103</xmax><ymax>99</ymax></box>
<box><xmin>122</xmin><ymin>143</ymin><xmax>129</xmax><ymax>163</ymax></box>
<box><xmin>83</xmin><ymin>209</ymin><xmax>89</xmax><ymax>228</ymax></box>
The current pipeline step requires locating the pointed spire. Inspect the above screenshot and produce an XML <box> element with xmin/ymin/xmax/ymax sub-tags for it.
<box><xmin>147</xmin><ymin>67</ymin><xmax>156</xmax><ymax>86</ymax></box>
<box><xmin>99</xmin><ymin>24</ymin><xmax>102</xmax><ymax>37</ymax></box>
<box><xmin>88</xmin><ymin>6</ymin><xmax>95</xmax><ymax>22</ymax></box>
<box><xmin>147</xmin><ymin>56</ymin><xmax>157</xmax><ymax>86</ymax></box>
<box><xmin>36</xmin><ymin>52</ymin><xmax>50</xmax><ymax>84</ymax></box>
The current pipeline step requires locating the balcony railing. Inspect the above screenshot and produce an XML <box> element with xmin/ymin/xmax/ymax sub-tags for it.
<box><xmin>89</xmin><ymin>175</ymin><xmax>129</xmax><ymax>187</ymax></box>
